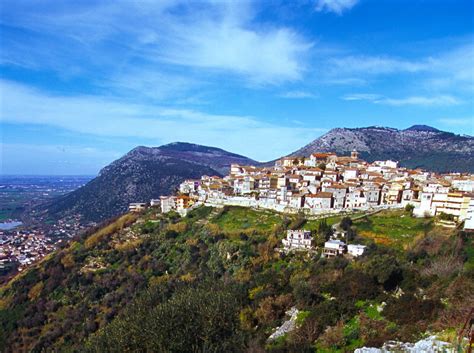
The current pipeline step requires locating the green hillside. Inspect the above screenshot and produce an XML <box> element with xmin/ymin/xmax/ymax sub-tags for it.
<box><xmin>1</xmin><ymin>206</ymin><xmax>472</xmax><ymax>352</ymax></box>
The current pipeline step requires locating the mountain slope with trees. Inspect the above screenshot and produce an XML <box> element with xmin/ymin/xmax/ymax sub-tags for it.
<box><xmin>39</xmin><ymin>143</ymin><xmax>257</xmax><ymax>223</ymax></box>
<box><xmin>1</xmin><ymin>206</ymin><xmax>472</xmax><ymax>352</ymax></box>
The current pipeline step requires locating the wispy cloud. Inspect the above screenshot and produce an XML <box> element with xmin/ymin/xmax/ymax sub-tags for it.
<box><xmin>326</xmin><ymin>43</ymin><xmax>474</xmax><ymax>94</ymax></box>
<box><xmin>379</xmin><ymin>95</ymin><xmax>461</xmax><ymax>107</ymax></box>
<box><xmin>0</xmin><ymin>80</ymin><xmax>326</xmax><ymax>161</ymax></box>
<box><xmin>99</xmin><ymin>69</ymin><xmax>202</xmax><ymax>101</ymax></box>
<box><xmin>342</xmin><ymin>93</ymin><xmax>462</xmax><ymax>107</ymax></box>
<box><xmin>424</xmin><ymin>43</ymin><xmax>474</xmax><ymax>93</ymax></box>
<box><xmin>160</xmin><ymin>22</ymin><xmax>312</xmax><ymax>84</ymax></box>
<box><xmin>437</xmin><ymin>117</ymin><xmax>473</xmax><ymax>135</ymax></box>
<box><xmin>315</xmin><ymin>0</ymin><xmax>359</xmax><ymax>15</ymax></box>
<box><xmin>0</xmin><ymin>1</ymin><xmax>312</xmax><ymax>85</ymax></box>
<box><xmin>342</xmin><ymin>93</ymin><xmax>383</xmax><ymax>101</ymax></box>
<box><xmin>279</xmin><ymin>91</ymin><xmax>319</xmax><ymax>99</ymax></box>
<box><xmin>329</xmin><ymin>56</ymin><xmax>430</xmax><ymax>75</ymax></box>
<box><xmin>437</xmin><ymin>117</ymin><xmax>473</xmax><ymax>126</ymax></box>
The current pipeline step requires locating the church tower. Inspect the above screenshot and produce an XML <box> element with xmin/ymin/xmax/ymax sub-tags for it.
<box><xmin>351</xmin><ymin>149</ymin><xmax>359</xmax><ymax>159</ymax></box>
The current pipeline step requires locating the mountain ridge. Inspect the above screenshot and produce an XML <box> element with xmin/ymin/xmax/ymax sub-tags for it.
<box><xmin>289</xmin><ymin>125</ymin><xmax>473</xmax><ymax>172</ymax></box>
<box><xmin>40</xmin><ymin>142</ymin><xmax>257</xmax><ymax>222</ymax></box>
<box><xmin>39</xmin><ymin>125</ymin><xmax>473</xmax><ymax>223</ymax></box>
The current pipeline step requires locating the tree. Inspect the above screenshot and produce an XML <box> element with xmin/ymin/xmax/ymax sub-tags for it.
<box><xmin>289</xmin><ymin>213</ymin><xmax>307</xmax><ymax>230</ymax></box>
<box><xmin>87</xmin><ymin>282</ymin><xmax>246</xmax><ymax>353</ymax></box>
<box><xmin>364</xmin><ymin>254</ymin><xmax>403</xmax><ymax>291</ymax></box>
<box><xmin>340</xmin><ymin>217</ymin><xmax>353</xmax><ymax>231</ymax></box>
<box><xmin>346</xmin><ymin>228</ymin><xmax>357</xmax><ymax>242</ymax></box>
<box><xmin>405</xmin><ymin>204</ymin><xmax>415</xmax><ymax>215</ymax></box>
<box><xmin>314</xmin><ymin>219</ymin><xmax>332</xmax><ymax>247</ymax></box>
<box><xmin>318</xmin><ymin>219</ymin><xmax>333</xmax><ymax>240</ymax></box>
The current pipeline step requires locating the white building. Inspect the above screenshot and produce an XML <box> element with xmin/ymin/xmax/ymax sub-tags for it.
<box><xmin>373</xmin><ymin>160</ymin><xmax>399</xmax><ymax>169</ymax></box>
<box><xmin>323</xmin><ymin>239</ymin><xmax>347</xmax><ymax>257</ymax></box>
<box><xmin>347</xmin><ymin>244</ymin><xmax>367</xmax><ymax>257</ymax></box>
<box><xmin>150</xmin><ymin>199</ymin><xmax>160</xmax><ymax>207</ymax></box>
<box><xmin>160</xmin><ymin>196</ymin><xmax>177</xmax><ymax>213</ymax></box>
<box><xmin>413</xmin><ymin>192</ymin><xmax>436</xmax><ymax>217</ymax></box>
<box><xmin>464</xmin><ymin>198</ymin><xmax>474</xmax><ymax>230</ymax></box>
<box><xmin>343</xmin><ymin>168</ymin><xmax>358</xmax><ymax>181</ymax></box>
<box><xmin>129</xmin><ymin>203</ymin><xmax>147</xmax><ymax>212</ymax></box>
<box><xmin>179</xmin><ymin>180</ymin><xmax>200</xmax><ymax>194</ymax></box>
<box><xmin>282</xmin><ymin>230</ymin><xmax>312</xmax><ymax>250</ymax></box>
<box><xmin>452</xmin><ymin>178</ymin><xmax>474</xmax><ymax>192</ymax></box>
<box><xmin>305</xmin><ymin>192</ymin><xmax>333</xmax><ymax>209</ymax></box>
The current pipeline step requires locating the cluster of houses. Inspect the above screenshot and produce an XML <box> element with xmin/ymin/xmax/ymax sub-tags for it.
<box><xmin>0</xmin><ymin>216</ymin><xmax>88</xmax><ymax>276</ymax></box>
<box><xmin>0</xmin><ymin>230</ymin><xmax>55</xmax><ymax>272</ymax></box>
<box><xmin>151</xmin><ymin>151</ymin><xmax>474</xmax><ymax>230</ymax></box>
<box><xmin>281</xmin><ymin>229</ymin><xmax>367</xmax><ymax>258</ymax></box>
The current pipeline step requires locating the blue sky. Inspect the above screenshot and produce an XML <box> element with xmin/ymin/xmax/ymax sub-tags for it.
<box><xmin>1</xmin><ymin>0</ymin><xmax>473</xmax><ymax>175</ymax></box>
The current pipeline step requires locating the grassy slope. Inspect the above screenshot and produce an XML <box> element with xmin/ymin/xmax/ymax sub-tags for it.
<box><xmin>0</xmin><ymin>206</ymin><xmax>472</xmax><ymax>352</ymax></box>
<box><xmin>213</xmin><ymin>207</ymin><xmax>284</xmax><ymax>232</ymax></box>
<box><xmin>353</xmin><ymin>210</ymin><xmax>435</xmax><ymax>249</ymax></box>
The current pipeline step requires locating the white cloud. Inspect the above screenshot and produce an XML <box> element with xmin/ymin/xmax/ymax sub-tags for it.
<box><xmin>342</xmin><ymin>93</ymin><xmax>462</xmax><ymax>107</ymax></box>
<box><xmin>327</xmin><ymin>42</ymin><xmax>474</xmax><ymax>95</ymax></box>
<box><xmin>100</xmin><ymin>69</ymin><xmax>202</xmax><ymax>101</ymax></box>
<box><xmin>1</xmin><ymin>1</ymin><xmax>311</xmax><ymax>85</ymax></box>
<box><xmin>315</xmin><ymin>0</ymin><xmax>359</xmax><ymax>14</ymax></box>
<box><xmin>160</xmin><ymin>22</ymin><xmax>311</xmax><ymax>84</ymax></box>
<box><xmin>322</xmin><ymin>77</ymin><xmax>368</xmax><ymax>86</ymax></box>
<box><xmin>437</xmin><ymin>118</ymin><xmax>473</xmax><ymax>126</ymax></box>
<box><xmin>279</xmin><ymin>91</ymin><xmax>319</xmax><ymax>99</ymax></box>
<box><xmin>330</xmin><ymin>56</ymin><xmax>430</xmax><ymax>75</ymax></box>
<box><xmin>424</xmin><ymin>43</ymin><xmax>474</xmax><ymax>93</ymax></box>
<box><xmin>342</xmin><ymin>93</ymin><xmax>383</xmax><ymax>101</ymax></box>
<box><xmin>0</xmin><ymin>80</ymin><xmax>326</xmax><ymax>161</ymax></box>
<box><xmin>378</xmin><ymin>95</ymin><xmax>462</xmax><ymax>107</ymax></box>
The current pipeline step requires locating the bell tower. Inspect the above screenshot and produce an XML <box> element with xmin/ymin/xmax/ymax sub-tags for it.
<box><xmin>351</xmin><ymin>149</ymin><xmax>359</xmax><ymax>159</ymax></box>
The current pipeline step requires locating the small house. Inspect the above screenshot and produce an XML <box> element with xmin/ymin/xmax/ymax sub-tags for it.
<box><xmin>129</xmin><ymin>203</ymin><xmax>147</xmax><ymax>212</ymax></box>
<box><xmin>323</xmin><ymin>239</ymin><xmax>346</xmax><ymax>257</ymax></box>
<box><xmin>347</xmin><ymin>244</ymin><xmax>367</xmax><ymax>257</ymax></box>
<box><xmin>282</xmin><ymin>230</ymin><xmax>312</xmax><ymax>251</ymax></box>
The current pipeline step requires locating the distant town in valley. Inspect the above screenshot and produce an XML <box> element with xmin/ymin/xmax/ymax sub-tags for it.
<box><xmin>0</xmin><ymin>176</ymin><xmax>93</xmax><ymax>280</ymax></box>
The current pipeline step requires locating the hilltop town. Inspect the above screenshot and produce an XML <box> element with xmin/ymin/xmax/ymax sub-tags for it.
<box><xmin>153</xmin><ymin>150</ymin><xmax>474</xmax><ymax>230</ymax></box>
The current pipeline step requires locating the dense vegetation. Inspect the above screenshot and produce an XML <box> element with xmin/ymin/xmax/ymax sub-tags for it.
<box><xmin>1</xmin><ymin>206</ymin><xmax>472</xmax><ymax>352</ymax></box>
<box><xmin>42</xmin><ymin>156</ymin><xmax>218</xmax><ymax>222</ymax></box>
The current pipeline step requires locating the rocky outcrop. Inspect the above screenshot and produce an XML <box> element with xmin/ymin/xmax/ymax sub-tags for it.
<box><xmin>290</xmin><ymin>125</ymin><xmax>474</xmax><ymax>173</ymax></box>
<box><xmin>354</xmin><ymin>335</ymin><xmax>453</xmax><ymax>353</ymax></box>
<box><xmin>268</xmin><ymin>307</ymin><xmax>300</xmax><ymax>341</ymax></box>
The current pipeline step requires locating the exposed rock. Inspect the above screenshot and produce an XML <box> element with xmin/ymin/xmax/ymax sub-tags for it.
<box><xmin>354</xmin><ymin>335</ymin><xmax>453</xmax><ymax>353</ymax></box>
<box><xmin>290</xmin><ymin>125</ymin><xmax>474</xmax><ymax>173</ymax></box>
<box><xmin>268</xmin><ymin>307</ymin><xmax>299</xmax><ymax>341</ymax></box>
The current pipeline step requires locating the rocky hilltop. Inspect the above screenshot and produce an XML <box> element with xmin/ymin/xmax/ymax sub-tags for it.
<box><xmin>290</xmin><ymin>125</ymin><xmax>474</xmax><ymax>172</ymax></box>
<box><xmin>41</xmin><ymin>142</ymin><xmax>256</xmax><ymax>222</ymax></box>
